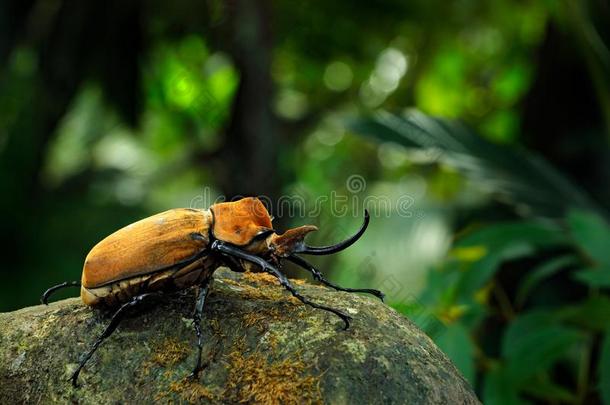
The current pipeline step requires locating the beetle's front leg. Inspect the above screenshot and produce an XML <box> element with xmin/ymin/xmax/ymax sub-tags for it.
<box><xmin>189</xmin><ymin>276</ymin><xmax>212</xmax><ymax>379</ymax></box>
<box><xmin>288</xmin><ymin>255</ymin><xmax>385</xmax><ymax>301</ymax></box>
<box><xmin>211</xmin><ymin>241</ymin><xmax>353</xmax><ymax>330</ymax></box>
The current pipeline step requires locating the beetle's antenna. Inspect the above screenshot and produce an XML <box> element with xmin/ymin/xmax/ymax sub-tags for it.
<box><xmin>287</xmin><ymin>254</ymin><xmax>385</xmax><ymax>301</ymax></box>
<box><xmin>211</xmin><ymin>240</ymin><xmax>352</xmax><ymax>329</ymax></box>
<box><xmin>293</xmin><ymin>210</ymin><xmax>369</xmax><ymax>256</ymax></box>
<box><xmin>40</xmin><ymin>281</ymin><xmax>81</xmax><ymax>305</ymax></box>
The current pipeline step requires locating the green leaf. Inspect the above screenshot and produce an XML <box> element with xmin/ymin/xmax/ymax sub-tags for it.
<box><xmin>348</xmin><ymin>111</ymin><xmax>601</xmax><ymax>218</ymax></box>
<box><xmin>601</xmin><ymin>329</ymin><xmax>610</xmax><ymax>405</ymax></box>
<box><xmin>502</xmin><ymin>311</ymin><xmax>582</xmax><ymax>385</ymax></box>
<box><xmin>456</xmin><ymin>221</ymin><xmax>566</xmax><ymax>249</ymax></box>
<box><xmin>454</xmin><ymin>221</ymin><xmax>567</xmax><ymax>299</ymax></box>
<box><xmin>573</xmin><ymin>267</ymin><xmax>610</xmax><ymax>288</ymax></box>
<box><xmin>567</xmin><ymin>210</ymin><xmax>610</xmax><ymax>266</ymax></box>
<box><xmin>483</xmin><ymin>368</ymin><xmax>523</xmax><ymax>405</ymax></box>
<box><xmin>521</xmin><ymin>375</ymin><xmax>577</xmax><ymax>403</ymax></box>
<box><xmin>457</xmin><ymin>245</ymin><xmax>530</xmax><ymax>300</ymax></box>
<box><xmin>434</xmin><ymin>323</ymin><xmax>476</xmax><ymax>384</ymax></box>
<box><xmin>558</xmin><ymin>295</ymin><xmax>610</xmax><ymax>331</ymax></box>
<box><xmin>516</xmin><ymin>255</ymin><xmax>579</xmax><ymax>305</ymax></box>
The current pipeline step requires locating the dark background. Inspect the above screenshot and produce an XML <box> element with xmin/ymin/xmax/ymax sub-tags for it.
<box><xmin>1</xmin><ymin>1</ymin><xmax>609</xmax><ymax>403</ymax></box>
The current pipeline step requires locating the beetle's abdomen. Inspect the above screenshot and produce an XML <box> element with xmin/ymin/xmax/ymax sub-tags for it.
<box><xmin>81</xmin><ymin>208</ymin><xmax>212</xmax><ymax>292</ymax></box>
<box><xmin>80</xmin><ymin>255</ymin><xmax>217</xmax><ymax>307</ymax></box>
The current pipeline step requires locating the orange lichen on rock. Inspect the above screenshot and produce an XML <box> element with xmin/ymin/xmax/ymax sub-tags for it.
<box><xmin>151</xmin><ymin>338</ymin><xmax>191</xmax><ymax>367</ymax></box>
<box><xmin>242</xmin><ymin>271</ymin><xmax>308</xmax><ymax>287</ymax></box>
<box><xmin>224</xmin><ymin>338</ymin><xmax>322</xmax><ymax>405</ymax></box>
<box><xmin>221</xmin><ymin>277</ymin><xmax>299</xmax><ymax>304</ymax></box>
<box><xmin>242</xmin><ymin>271</ymin><xmax>280</xmax><ymax>286</ymax></box>
<box><xmin>241</xmin><ymin>306</ymin><xmax>286</xmax><ymax>331</ymax></box>
<box><xmin>163</xmin><ymin>378</ymin><xmax>219</xmax><ymax>403</ymax></box>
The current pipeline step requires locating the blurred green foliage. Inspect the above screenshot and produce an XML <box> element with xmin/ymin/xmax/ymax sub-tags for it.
<box><xmin>1</xmin><ymin>0</ymin><xmax>609</xmax><ymax>403</ymax></box>
<box><xmin>352</xmin><ymin>110</ymin><xmax>610</xmax><ymax>403</ymax></box>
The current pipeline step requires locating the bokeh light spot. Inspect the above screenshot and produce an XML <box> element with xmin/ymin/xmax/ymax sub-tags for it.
<box><xmin>323</xmin><ymin>61</ymin><xmax>353</xmax><ymax>91</ymax></box>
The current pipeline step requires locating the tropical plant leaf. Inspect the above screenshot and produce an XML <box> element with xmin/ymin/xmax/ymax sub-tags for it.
<box><xmin>434</xmin><ymin>322</ymin><xmax>476</xmax><ymax>384</ymax></box>
<box><xmin>454</xmin><ymin>221</ymin><xmax>568</xmax><ymax>299</ymax></box>
<box><xmin>573</xmin><ymin>267</ymin><xmax>610</xmax><ymax>288</ymax></box>
<box><xmin>501</xmin><ymin>311</ymin><xmax>583</xmax><ymax>386</ymax></box>
<box><xmin>558</xmin><ymin>295</ymin><xmax>610</xmax><ymax>331</ymax></box>
<box><xmin>348</xmin><ymin>110</ymin><xmax>602</xmax><ymax>219</ymax></box>
<box><xmin>601</xmin><ymin>329</ymin><xmax>610</xmax><ymax>405</ymax></box>
<box><xmin>516</xmin><ymin>255</ymin><xmax>580</xmax><ymax>306</ymax></box>
<box><xmin>521</xmin><ymin>375</ymin><xmax>578</xmax><ymax>403</ymax></box>
<box><xmin>567</xmin><ymin>209</ymin><xmax>610</xmax><ymax>266</ymax></box>
<box><xmin>455</xmin><ymin>221</ymin><xmax>567</xmax><ymax>249</ymax></box>
<box><xmin>483</xmin><ymin>368</ymin><xmax>523</xmax><ymax>405</ymax></box>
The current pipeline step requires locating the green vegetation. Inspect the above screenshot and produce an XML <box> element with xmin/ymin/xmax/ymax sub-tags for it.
<box><xmin>352</xmin><ymin>111</ymin><xmax>610</xmax><ymax>403</ymax></box>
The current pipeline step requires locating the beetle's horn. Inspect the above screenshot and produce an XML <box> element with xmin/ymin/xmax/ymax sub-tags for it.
<box><xmin>294</xmin><ymin>210</ymin><xmax>369</xmax><ymax>255</ymax></box>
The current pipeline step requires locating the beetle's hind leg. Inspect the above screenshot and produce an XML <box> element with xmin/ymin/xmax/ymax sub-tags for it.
<box><xmin>40</xmin><ymin>281</ymin><xmax>80</xmax><ymax>305</ymax></box>
<box><xmin>189</xmin><ymin>276</ymin><xmax>212</xmax><ymax>380</ymax></box>
<box><xmin>288</xmin><ymin>255</ymin><xmax>385</xmax><ymax>301</ymax></box>
<box><xmin>212</xmin><ymin>241</ymin><xmax>352</xmax><ymax>330</ymax></box>
<box><xmin>70</xmin><ymin>292</ymin><xmax>158</xmax><ymax>387</ymax></box>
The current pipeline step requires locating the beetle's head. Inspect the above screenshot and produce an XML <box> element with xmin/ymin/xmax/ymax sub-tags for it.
<box><xmin>267</xmin><ymin>225</ymin><xmax>318</xmax><ymax>257</ymax></box>
<box><xmin>210</xmin><ymin>197</ymin><xmax>369</xmax><ymax>260</ymax></box>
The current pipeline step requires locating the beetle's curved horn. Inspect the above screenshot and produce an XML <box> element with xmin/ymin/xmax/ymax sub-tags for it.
<box><xmin>294</xmin><ymin>210</ymin><xmax>369</xmax><ymax>255</ymax></box>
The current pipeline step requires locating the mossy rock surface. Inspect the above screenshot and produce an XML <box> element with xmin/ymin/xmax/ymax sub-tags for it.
<box><xmin>0</xmin><ymin>269</ymin><xmax>479</xmax><ymax>404</ymax></box>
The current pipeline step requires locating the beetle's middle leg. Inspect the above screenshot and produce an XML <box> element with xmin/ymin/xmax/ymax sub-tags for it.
<box><xmin>189</xmin><ymin>276</ymin><xmax>212</xmax><ymax>379</ymax></box>
<box><xmin>70</xmin><ymin>292</ymin><xmax>159</xmax><ymax>387</ymax></box>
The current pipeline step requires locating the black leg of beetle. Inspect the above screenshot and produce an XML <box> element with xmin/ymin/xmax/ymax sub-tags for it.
<box><xmin>222</xmin><ymin>255</ymin><xmax>246</xmax><ymax>273</ymax></box>
<box><xmin>189</xmin><ymin>277</ymin><xmax>212</xmax><ymax>379</ymax></box>
<box><xmin>41</xmin><ymin>281</ymin><xmax>80</xmax><ymax>305</ymax></box>
<box><xmin>264</xmin><ymin>262</ymin><xmax>352</xmax><ymax>330</ymax></box>
<box><xmin>211</xmin><ymin>241</ymin><xmax>352</xmax><ymax>330</ymax></box>
<box><xmin>70</xmin><ymin>292</ymin><xmax>157</xmax><ymax>387</ymax></box>
<box><xmin>288</xmin><ymin>255</ymin><xmax>385</xmax><ymax>301</ymax></box>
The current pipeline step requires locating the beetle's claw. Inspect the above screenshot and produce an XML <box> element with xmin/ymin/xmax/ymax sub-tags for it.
<box><xmin>68</xmin><ymin>374</ymin><xmax>80</xmax><ymax>388</ymax></box>
<box><xmin>338</xmin><ymin>313</ymin><xmax>352</xmax><ymax>330</ymax></box>
<box><xmin>373</xmin><ymin>289</ymin><xmax>385</xmax><ymax>302</ymax></box>
<box><xmin>187</xmin><ymin>368</ymin><xmax>203</xmax><ymax>381</ymax></box>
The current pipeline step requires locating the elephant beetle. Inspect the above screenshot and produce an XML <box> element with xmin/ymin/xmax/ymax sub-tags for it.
<box><xmin>42</xmin><ymin>197</ymin><xmax>384</xmax><ymax>386</ymax></box>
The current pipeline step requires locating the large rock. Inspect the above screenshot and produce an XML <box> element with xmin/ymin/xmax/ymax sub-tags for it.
<box><xmin>0</xmin><ymin>269</ymin><xmax>479</xmax><ymax>404</ymax></box>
